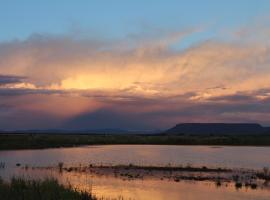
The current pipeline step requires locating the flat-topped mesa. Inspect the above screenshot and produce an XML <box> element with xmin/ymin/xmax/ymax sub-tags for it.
<box><xmin>165</xmin><ymin>123</ymin><xmax>269</xmax><ymax>135</ymax></box>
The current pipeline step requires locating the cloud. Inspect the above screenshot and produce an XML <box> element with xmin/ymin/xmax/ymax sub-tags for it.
<box><xmin>0</xmin><ymin>27</ymin><xmax>269</xmax><ymax>96</ymax></box>
<box><xmin>61</xmin><ymin>89</ymin><xmax>270</xmax><ymax>130</ymax></box>
<box><xmin>0</xmin><ymin>88</ymin><xmax>63</xmax><ymax>96</ymax></box>
<box><xmin>0</xmin><ymin>74</ymin><xmax>26</xmax><ymax>86</ymax></box>
<box><xmin>1</xmin><ymin>23</ymin><xmax>270</xmax><ymax>129</ymax></box>
<box><xmin>65</xmin><ymin>109</ymin><xmax>154</xmax><ymax>130</ymax></box>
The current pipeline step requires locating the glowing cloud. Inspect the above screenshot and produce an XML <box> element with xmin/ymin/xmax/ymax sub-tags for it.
<box><xmin>1</xmin><ymin>24</ymin><xmax>270</xmax><ymax>130</ymax></box>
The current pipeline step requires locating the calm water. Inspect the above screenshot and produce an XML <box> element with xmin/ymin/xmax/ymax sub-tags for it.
<box><xmin>2</xmin><ymin>168</ymin><xmax>270</xmax><ymax>200</ymax></box>
<box><xmin>1</xmin><ymin>145</ymin><xmax>270</xmax><ymax>200</ymax></box>
<box><xmin>0</xmin><ymin>145</ymin><xmax>270</xmax><ymax>169</ymax></box>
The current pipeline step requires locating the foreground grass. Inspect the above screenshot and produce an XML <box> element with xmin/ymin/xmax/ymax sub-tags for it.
<box><xmin>0</xmin><ymin>177</ymin><xmax>94</xmax><ymax>200</ymax></box>
<box><xmin>1</xmin><ymin>134</ymin><xmax>270</xmax><ymax>150</ymax></box>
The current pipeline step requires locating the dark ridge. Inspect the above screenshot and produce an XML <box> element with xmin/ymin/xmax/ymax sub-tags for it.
<box><xmin>165</xmin><ymin>123</ymin><xmax>270</xmax><ymax>135</ymax></box>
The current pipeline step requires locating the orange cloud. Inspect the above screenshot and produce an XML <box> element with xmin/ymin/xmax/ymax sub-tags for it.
<box><xmin>0</xmin><ymin>25</ymin><xmax>270</xmax><ymax>129</ymax></box>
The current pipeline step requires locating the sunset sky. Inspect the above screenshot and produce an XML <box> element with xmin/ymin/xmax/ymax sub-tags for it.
<box><xmin>1</xmin><ymin>0</ymin><xmax>270</xmax><ymax>130</ymax></box>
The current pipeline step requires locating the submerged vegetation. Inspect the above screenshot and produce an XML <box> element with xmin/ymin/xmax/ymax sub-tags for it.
<box><xmin>0</xmin><ymin>177</ymin><xmax>94</xmax><ymax>200</ymax></box>
<box><xmin>27</xmin><ymin>163</ymin><xmax>270</xmax><ymax>190</ymax></box>
<box><xmin>1</xmin><ymin>134</ymin><xmax>270</xmax><ymax>150</ymax></box>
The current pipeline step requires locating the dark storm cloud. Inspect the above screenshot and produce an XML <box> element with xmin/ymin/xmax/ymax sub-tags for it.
<box><xmin>207</xmin><ymin>89</ymin><xmax>270</xmax><ymax>103</ymax></box>
<box><xmin>62</xmin><ymin>89</ymin><xmax>270</xmax><ymax>130</ymax></box>
<box><xmin>0</xmin><ymin>88</ymin><xmax>64</xmax><ymax>96</ymax></box>
<box><xmin>64</xmin><ymin>109</ymin><xmax>155</xmax><ymax>130</ymax></box>
<box><xmin>0</xmin><ymin>104</ymin><xmax>12</xmax><ymax>112</ymax></box>
<box><xmin>207</xmin><ymin>94</ymin><xmax>257</xmax><ymax>102</ymax></box>
<box><xmin>0</xmin><ymin>74</ymin><xmax>26</xmax><ymax>85</ymax></box>
<box><xmin>0</xmin><ymin>109</ymin><xmax>63</xmax><ymax>130</ymax></box>
<box><xmin>1</xmin><ymin>86</ymin><xmax>270</xmax><ymax>130</ymax></box>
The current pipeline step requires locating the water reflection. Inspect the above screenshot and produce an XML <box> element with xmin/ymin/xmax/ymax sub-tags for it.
<box><xmin>1</xmin><ymin>168</ymin><xmax>270</xmax><ymax>200</ymax></box>
<box><xmin>0</xmin><ymin>145</ymin><xmax>270</xmax><ymax>169</ymax></box>
<box><xmin>1</xmin><ymin>145</ymin><xmax>270</xmax><ymax>199</ymax></box>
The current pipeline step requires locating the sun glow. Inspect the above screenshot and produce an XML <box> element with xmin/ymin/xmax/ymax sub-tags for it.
<box><xmin>58</xmin><ymin>66</ymin><xmax>166</xmax><ymax>94</ymax></box>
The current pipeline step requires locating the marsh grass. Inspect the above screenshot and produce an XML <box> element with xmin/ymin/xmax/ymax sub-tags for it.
<box><xmin>235</xmin><ymin>182</ymin><xmax>242</xmax><ymax>189</ymax></box>
<box><xmin>58</xmin><ymin>162</ymin><xmax>64</xmax><ymax>173</ymax></box>
<box><xmin>0</xmin><ymin>177</ymin><xmax>94</xmax><ymax>200</ymax></box>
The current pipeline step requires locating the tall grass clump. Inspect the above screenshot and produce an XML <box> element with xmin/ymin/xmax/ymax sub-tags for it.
<box><xmin>58</xmin><ymin>162</ymin><xmax>64</xmax><ymax>173</ymax></box>
<box><xmin>0</xmin><ymin>177</ymin><xmax>95</xmax><ymax>200</ymax></box>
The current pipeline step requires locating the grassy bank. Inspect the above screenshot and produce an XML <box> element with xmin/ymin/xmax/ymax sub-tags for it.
<box><xmin>0</xmin><ymin>177</ymin><xmax>94</xmax><ymax>200</ymax></box>
<box><xmin>1</xmin><ymin>134</ymin><xmax>270</xmax><ymax>150</ymax></box>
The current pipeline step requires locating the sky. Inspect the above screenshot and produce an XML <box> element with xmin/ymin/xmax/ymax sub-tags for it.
<box><xmin>1</xmin><ymin>0</ymin><xmax>270</xmax><ymax>130</ymax></box>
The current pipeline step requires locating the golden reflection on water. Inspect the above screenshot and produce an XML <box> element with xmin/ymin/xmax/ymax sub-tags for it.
<box><xmin>58</xmin><ymin>172</ymin><xmax>270</xmax><ymax>200</ymax></box>
<box><xmin>10</xmin><ymin>169</ymin><xmax>269</xmax><ymax>200</ymax></box>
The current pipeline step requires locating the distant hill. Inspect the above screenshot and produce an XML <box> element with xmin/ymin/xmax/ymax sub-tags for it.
<box><xmin>2</xmin><ymin>123</ymin><xmax>270</xmax><ymax>136</ymax></box>
<box><xmin>165</xmin><ymin>123</ymin><xmax>270</xmax><ymax>135</ymax></box>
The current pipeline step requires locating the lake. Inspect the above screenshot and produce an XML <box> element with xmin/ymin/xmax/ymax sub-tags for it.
<box><xmin>1</xmin><ymin>145</ymin><xmax>270</xmax><ymax>169</ymax></box>
<box><xmin>1</xmin><ymin>145</ymin><xmax>270</xmax><ymax>200</ymax></box>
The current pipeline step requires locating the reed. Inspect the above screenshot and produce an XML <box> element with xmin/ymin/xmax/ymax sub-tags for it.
<box><xmin>0</xmin><ymin>177</ymin><xmax>95</xmax><ymax>200</ymax></box>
